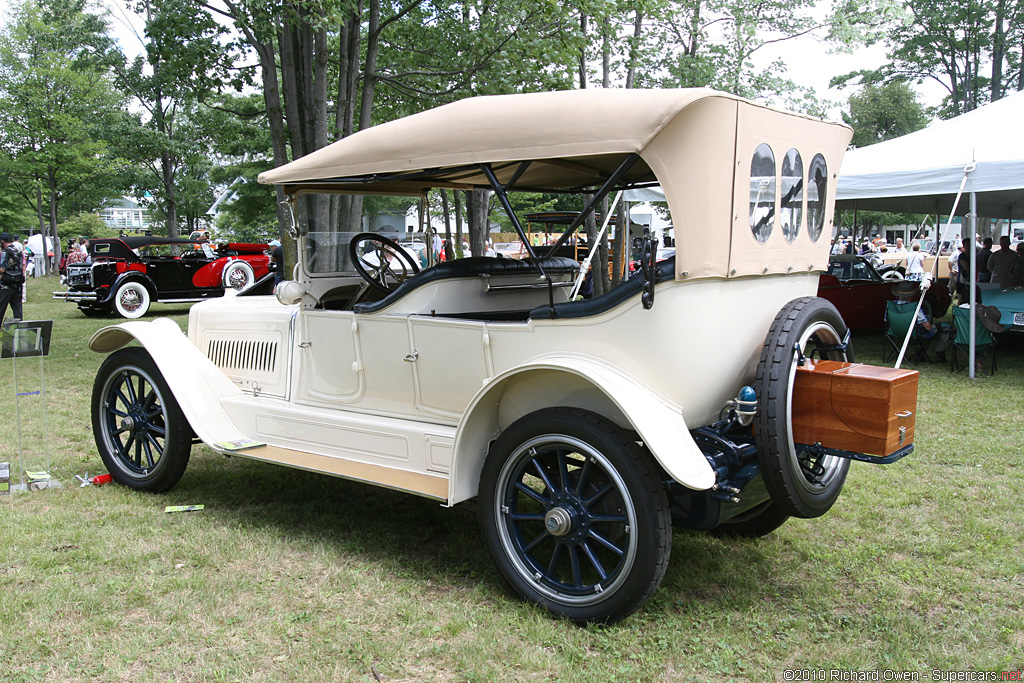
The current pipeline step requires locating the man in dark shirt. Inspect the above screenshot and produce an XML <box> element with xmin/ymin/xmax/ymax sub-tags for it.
<box><xmin>269</xmin><ymin>239</ymin><xmax>284</xmax><ymax>285</ymax></box>
<box><xmin>977</xmin><ymin>236</ymin><xmax>993</xmax><ymax>282</ymax></box>
<box><xmin>0</xmin><ymin>232</ymin><xmax>25</xmax><ymax>324</ymax></box>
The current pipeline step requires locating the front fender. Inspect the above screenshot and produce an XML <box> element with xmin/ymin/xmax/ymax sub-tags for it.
<box><xmin>89</xmin><ymin>318</ymin><xmax>249</xmax><ymax>448</ymax></box>
<box><xmin>448</xmin><ymin>354</ymin><xmax>715</xmax><ymax>505</ymax></box>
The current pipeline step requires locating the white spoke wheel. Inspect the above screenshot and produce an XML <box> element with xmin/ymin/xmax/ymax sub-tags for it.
<box><xmin>92</xmin><ymin>348</ymin><xmax>192</xmax><ymax>492</ymax></box>
<box><xmin>754</xmin><ymin>297</ymin><xmax>853</xmax><ymax>518</ymax></box>
<box><xmin>113</xmin><ymin>281</ymin><xmax>151</xmax><ymax>318</ymax></box>
<box><xmin>222</xmin><ymin>260</ymin><xmax>255</xmax><ymax>290</ymax></box>
<box><xmin>479</xmin><ymin>408</ymin><xmax>670</xmax><ymax>624</ymax></box>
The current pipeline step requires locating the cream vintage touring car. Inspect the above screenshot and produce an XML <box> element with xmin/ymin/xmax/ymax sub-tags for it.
<box><xmin>88</xmin><ymin>89</ymin><xmax>918</xmax><ymax>623</ymax></box>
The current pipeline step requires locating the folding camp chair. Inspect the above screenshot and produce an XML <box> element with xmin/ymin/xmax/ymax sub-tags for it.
<box><xmin>883</xmin><ymin>300</ymin><xmax>933</xmax><ymax>365</ymax></box>
<box><xmin>951</xmin><ymin>304</ymin><xmax>997</xmax><ymax>375</ymax></box>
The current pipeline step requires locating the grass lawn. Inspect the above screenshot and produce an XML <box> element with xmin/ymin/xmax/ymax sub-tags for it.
<box><xmin>2</xmin><ymin>276</ymin><xmax>1022</xmax><ymax>682</ymax></box>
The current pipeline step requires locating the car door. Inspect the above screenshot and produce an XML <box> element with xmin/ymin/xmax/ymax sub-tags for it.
<box><xmin>408</xmin><ymin>316</ymin><xmax>492</xmax><ymax>419</ymax></box>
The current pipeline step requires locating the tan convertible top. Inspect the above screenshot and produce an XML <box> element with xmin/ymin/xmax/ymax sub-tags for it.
<box><xmin>259</xmin><ymin>88</ymin><xmax>852</xmax><ymax>279</ymax></box>
<box><xmin>259</xmin><ymin>89</ymin><xmax>724</xmax><ymax>190</ymax></box>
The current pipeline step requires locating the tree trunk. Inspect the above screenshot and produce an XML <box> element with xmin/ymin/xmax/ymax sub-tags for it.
<box><xmin>578</xmin><ymin>12</ymin><xmax>588</xmax><ymax>88</ymax></box>
<box><xmin>992</xmin><ymin>0</ymin><xmax>1006</xmax><ymax>101</ymax></box>
<box><xmin>161</xmin><ymin>151</ymin><xmax>178</xmax><ymax>236</ymax></box>
<box><xmin>441</xmin><ymin>189</ymin><xmax>453</xmax><ymax>254</ymax></box>
<box><xmin>454</xmin><ymin>191</ymin><xmax>464</xmax><ymax>256</ymax></box>
<box><xmin>48</xmin><ymin>168</ymin><xmax>61</xmax><ymax>268</ymax></box>
<box><xmin>360</xmin><ymin>0</ymin><xmax>381</xmax><ymax>131</ymax></box>
<box><xmin>467</xmin><ymin>189</ymin><xmax>490</xmax><ymax>257</ymax></box>
<box><xmin>584</xmin><ymin>196</ymin><xmax>605</xmax><ymax>296</ymax></box>
<box><xmin>625</xmin><ymin>11</ymin><xmax>643</xmax><ymax>89</ymax></box>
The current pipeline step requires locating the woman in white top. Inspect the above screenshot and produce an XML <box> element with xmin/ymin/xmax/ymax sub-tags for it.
<box><xmin>905</xmin><ymin>241</ymin><xmax>926</xmax><ymax>280</ymax></box>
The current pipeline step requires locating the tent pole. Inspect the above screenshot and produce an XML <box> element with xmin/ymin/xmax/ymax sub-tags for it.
<box><xmin>969</xmin><ymin>192</ymin><xmax>977</xmax><ymax>380</ymax></box>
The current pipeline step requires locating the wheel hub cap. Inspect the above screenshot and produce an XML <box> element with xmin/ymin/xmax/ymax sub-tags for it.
<box><xmin>544</xmin><ymin>506</ymin><xmax>575</xmax><ymax>537</ymax></box>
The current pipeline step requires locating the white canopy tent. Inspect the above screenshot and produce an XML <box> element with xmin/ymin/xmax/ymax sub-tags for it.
<box><xmin>837</xmin><ymin>89</ymin><xmax>1024</xmax><ymax>378</ymax></box>
<box><xmin>837</xmin><ymin>89</ymin><xmax>1024</xmax><ymax>218</ymax></box>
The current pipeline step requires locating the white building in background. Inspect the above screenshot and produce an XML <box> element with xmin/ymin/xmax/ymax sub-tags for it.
<box><xmin>98</xmin><ymin>197</ymin><xmax>150</xmax><ymax>231</ymax></box>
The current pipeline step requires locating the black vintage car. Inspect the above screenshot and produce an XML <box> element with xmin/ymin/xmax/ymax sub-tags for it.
<box><xmin>54</xmin><ymin>236</ymin><xmax>271</xmax><ymax>318</ymax></box>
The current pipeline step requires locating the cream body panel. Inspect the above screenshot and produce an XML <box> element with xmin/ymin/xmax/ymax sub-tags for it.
<box><xmin>481</xmin><ymin>274</ymin><xmax>818</xmax><ymax>428</ymax></box>
<box><xmin>218</xmin><ymin>392</ymin><xmax>454</xmax><ymax>490</ymax></box>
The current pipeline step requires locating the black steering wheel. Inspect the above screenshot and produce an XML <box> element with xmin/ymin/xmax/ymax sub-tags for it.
<box><xmin>348</xmin><ymin>233</ymin><xmax>420</xmax><ymax>294</ymax></box>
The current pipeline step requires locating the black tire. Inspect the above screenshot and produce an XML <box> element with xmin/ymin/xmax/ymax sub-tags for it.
<box><xmin>92</xmin><ymin>348</ymin><xmax>192</xmax><ymax>492</ymax></box>
<box><xmin>479</xmin><ymin>407</ymin><xmax>671</xmax><ymax>624</ymax></box>
<box><xmin>709</xmin><ymin>500</ymin><xmax>790</xmax><ymax>538</ymax></box>
<box><xmin>754</xmin><ymin>297</ymin><xmax>852</xmax><ymax>519</ymax></box>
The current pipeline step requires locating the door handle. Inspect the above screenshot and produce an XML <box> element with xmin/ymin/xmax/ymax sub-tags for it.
<box><xmin>403</xmin><ymin>351</ymin><xmax>419</xmax><ymax>362</ymax></box>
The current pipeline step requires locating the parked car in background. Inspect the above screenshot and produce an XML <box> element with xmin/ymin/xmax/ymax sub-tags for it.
<box><xmin>54</xmin><ymin>236</ymin><xmax>271</xmax><ymax>318</ymax></box>
<box><xmin>818</xmin><ymin>254</ymin><xmax>951</xmax><ymax>329</ymax></box>
<box><xmin>492</xmin><ymin>241</ymin><xmax>524</xmax><ymax>258</ymax></box>
<box><xmin>980</xmin><ymin>286</ymin><xmax>1024</xmax><ymax>331</ymax></box>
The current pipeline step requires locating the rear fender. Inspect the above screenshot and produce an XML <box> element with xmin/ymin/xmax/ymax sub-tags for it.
<box><xmin>448</xmin><ymin>354</ymin><xmax>715</xmax><ymax>505</ymax></box>
<box><xmin>89</xmin><ymin>319</ymin><xmax>248</xmax><ymax>447</ymax></box>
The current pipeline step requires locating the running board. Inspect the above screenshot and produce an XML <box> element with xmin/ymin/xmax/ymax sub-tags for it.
<box><xmin>222</xmin><ymin>443</ymin><xmax>449</xmax><ymax>502</ymax></box>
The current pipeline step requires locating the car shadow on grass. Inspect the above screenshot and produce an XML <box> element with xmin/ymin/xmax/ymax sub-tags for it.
<box><xmin>157</xmin><ymin>447</ymin><xmax>799</xmax><ymax>622</ymax></box>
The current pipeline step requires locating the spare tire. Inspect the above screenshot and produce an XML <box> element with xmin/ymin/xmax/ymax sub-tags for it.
<box><xmin>753</xmin><ymin>297</ymin><xmax>853</xmax><ymax>518</ymax></box>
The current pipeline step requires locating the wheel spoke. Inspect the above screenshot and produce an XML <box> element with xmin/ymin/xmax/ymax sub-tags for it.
<box><xmin>145</xmin><ymin>432</ymin><xmax>164</xmax><ymax>457</ymax></box>
<box><xmin>568</xmin><ymin>544</ymin><xmax>583</xmax><ymax>589</ymax></box>
<box><xmin>557</xmin><ymin>451</ymin><xmax>570</xmax><ymax>493</ymax></box>
<box><xmin>123</xmin><ymin>375</ymin><xmax>138</xmax><ymax>404</ymax></box>
<box><xmin>114</xmin><ymin>387</ymin><xmax>132</xmax><ymax>410</ymax></box>
<box><xmin>546</xmin><ymin>543</ymin><xmax>564</xmax><ymax>577</ymax></box>
<box><xmin>587</xmin><ymin>529</ymin><xmax>626</xmax><ymax>556</ymax></box>
<box><xmin>142</xmin><ymin>437</ymin><xmax>155</xmax><ymax>469</ymax></box>
<box><xmin>509</xmin><ymin>512</ymin><xmax>545</xmax><ymax>522</ymax></box>
<box><xmin>583</xmin><ymin>482</ymin><xmax>616</xmax><ymax>508</ymax></box>
<box><xmin>587</xmin><ymin>513</ymin><xmax>627</xmax><ymax>524</ymax></box>
<box><xmin>574</xmin><ymin>457</ymin><xmax>593</xmax><ymax>496</ymax></box>
<box><xmin>530</xmin><ymin>456</ymin><xmax>557</xmax><ymax>493</ymax></box>
<box><xmin>133</xmin><ymin>438</ymin><xmax>143</xmax><ymax>467</ymax></box>
<box><xmin>522</xmin><ymin>529</ymin><xmax>551</xmax><ymax>554</ymax></box>
<box><xmin>514</xmin><ymin>481</ymin><xmax>549</xmax><ymax>505</ymax></box>
<box><xmin>121</xmin><ymin>433</ymin><xmax>136</xmax><ymax>456</ymax></box>
<box><xmin>580</xmin><ymin>540</ymin><xmax>609</xmax><ymax>582</ymax></box>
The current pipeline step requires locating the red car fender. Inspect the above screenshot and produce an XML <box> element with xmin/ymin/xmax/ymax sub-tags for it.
<box><xmin>192</xmin><ymin>255</ymin><xmax>271</xmax><ymax>288</ymax></box>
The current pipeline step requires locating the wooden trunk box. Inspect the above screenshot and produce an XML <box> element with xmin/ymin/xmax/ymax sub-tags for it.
<box><xmin>791</xmin><ymin>360</ymin><xmax>918</xmax><ymax>456</ymax></box>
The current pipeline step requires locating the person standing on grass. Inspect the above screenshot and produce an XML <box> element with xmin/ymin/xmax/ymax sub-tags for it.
<box><xmin>988</xmin><ymin>235</ymin><xmax>1016</xmax><ymax>287</ymax></box>
<box><xmin>0</xmin><ymin>232</ymin><xmax>25</xmax><ymax>324</ymax></box>
<box><xmin>905</xmin><ymin>241</ymin><xmax>926</xmax><ymax>280</ymax></box>
<box><xmin>977</xmin><ymin>236</ymin><xmax>993</xmax><ymax>283</ymax></box>
<box><xmin>1011</xmin><ymin>243</ymin><xmax>1024</xmax><ymax>287</ymax></box>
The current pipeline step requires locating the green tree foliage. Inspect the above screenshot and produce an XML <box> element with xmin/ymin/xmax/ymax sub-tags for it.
<box><xmin>109</xmin><ymin>0</ymin><xmax>239</xmax><ymax>236</ymax></box>
<box><xmin>57</xmin><ymin>212</ymin><xmax>118</xmax><ymax>244</ymax></box>
<box><xmin>0</xmin><ymin>0</ymin><xmax>126</xmax><ymax>262</ymax></box>
<box><xmin>843</xmin><ymin>80</ymin><xmax>930</xmax><ymax>148</ymax></box>
<box><xmin>878</xmin><ymin>0</ymin><xmax>1024</xmax><ymax>116</ymax></box>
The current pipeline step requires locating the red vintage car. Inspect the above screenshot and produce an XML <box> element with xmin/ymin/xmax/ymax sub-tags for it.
<box><xmin>817</xmin><ymin>254</ymin><xmax>951</xmax><ymax>330</ymax></box>
<box><xmin>54</xmin><ymin>236</ymin><xmax>272</xmax><ymax>318</ymax></box>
